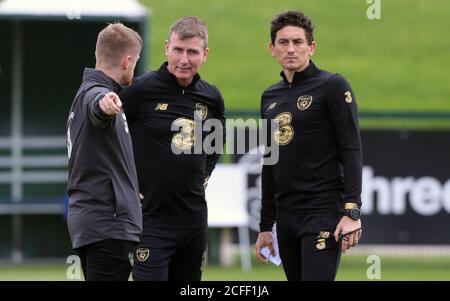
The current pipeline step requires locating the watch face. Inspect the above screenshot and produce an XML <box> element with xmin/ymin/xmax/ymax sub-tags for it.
<box><xmin>350</xmin><ymin>208</ymin><xmax>361</xmax><ymax>219</ymax></box>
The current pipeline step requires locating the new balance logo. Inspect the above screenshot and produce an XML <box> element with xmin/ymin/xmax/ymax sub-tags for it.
<box><xmin>155</xmin><ymin>103</ymin><xmax>168</xmax><ymax>111</ymax></box>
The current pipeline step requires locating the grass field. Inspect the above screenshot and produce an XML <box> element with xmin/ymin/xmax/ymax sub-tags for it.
<box><xmin>1</xmin><ymin>255</ymin><xmax>449</xmax><ymax>281</ymax></box>
<box><xmin>139</xmin><ymin>0</ymin><xmax>450</xmax><ymax>115</ymax></box>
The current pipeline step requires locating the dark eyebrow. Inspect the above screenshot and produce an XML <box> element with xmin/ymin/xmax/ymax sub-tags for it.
<box><xmin>278</xmin><ymin>37</ymin><xmax>305</xmax><ymax>42</ymax></box>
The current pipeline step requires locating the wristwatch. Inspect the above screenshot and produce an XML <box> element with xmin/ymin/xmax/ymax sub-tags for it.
<box><xmin>344</xmin><ymin>203</ymin><xmax>361</xmax><ymax>220</ymax></box>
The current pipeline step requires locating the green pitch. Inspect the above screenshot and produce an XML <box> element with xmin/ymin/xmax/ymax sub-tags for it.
<box><xmin>1</xmin><ymin>255</ymin><xmax>449</xmax><ymax>281</ymax></box>
<box><xmin>139</xmin><ymin>0</ymin><xmax>450</xmax><ymax>115</ymax></box>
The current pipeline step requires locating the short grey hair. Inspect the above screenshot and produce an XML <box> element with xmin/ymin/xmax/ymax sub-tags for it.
<box><xmin>168</xmin><ymin>16</ymin><xmax>208</xmax><ymax>48</ymax></box>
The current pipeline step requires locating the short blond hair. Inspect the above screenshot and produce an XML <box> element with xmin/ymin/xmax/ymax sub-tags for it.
<box><xmin>95</xmin><ymin>23</ymin><xmax>142</xmax><ymax>67</ymax></box>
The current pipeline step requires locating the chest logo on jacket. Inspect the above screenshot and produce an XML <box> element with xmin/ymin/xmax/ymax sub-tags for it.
<box><xmin>155</xmin><ymin>103</ymin><xmax>169</xmax><ymax>111</ymax></box>
<box><xmin>273</xmin><ymin>112</ymin><xmax>294</xmax><ymax>145</ymax></box>
<box><xmin>297</xmin><ymin>95</ymin><xmax>313</xmax><ymax>111</ymax></box>
<box><xmin>195</xmin><ymin>103</ymin><xmax>208</xmax><ymax>120</ymax></box>
<box><xmin>172</xmin><ymin>118</ymin><xmax>196</xmax><ymax>150</ymax></box>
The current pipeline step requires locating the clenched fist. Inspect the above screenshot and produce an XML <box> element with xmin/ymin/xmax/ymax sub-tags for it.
<box><xmin>99</xmin><ymin>92</ymin><xmax>122</xmax><ymax>115</ymax></box>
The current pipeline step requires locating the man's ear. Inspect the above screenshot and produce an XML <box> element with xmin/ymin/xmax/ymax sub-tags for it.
<box><xmin>269</xmin><ymin>42</ymin><xmax>276</xmax><ymax>57</ymax></box>
<box><xmin>203</xmin><ymin>47</ymin><xmax>209</xmax><ymax>62</ymax></box>
<box><xmin>122</xmin><ymin>55</ymin><xmax>132</xmax><ymax>70</ymax></box>
<box><xmin>309</xmin><ymin>41</ymin><xmax>317</xmax><ymax>56</ymax></box>
<box><xmin>165</xmin><ymin>40</ymin><xmax>169</xmax><ymax>57</ymax></box>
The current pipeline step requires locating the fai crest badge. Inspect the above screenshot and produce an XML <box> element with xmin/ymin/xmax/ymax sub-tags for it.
<box><xmin>136</xmin><ymin>248</ymin><xmax>150</xmax><ymax>262</ymax></box>
<box><xmin>195</xmin><ymin>103</ymin><xmax>208</xmax><ymax>120</ymax></box>
<box><xmin>297</xmin><ymin>95</ymin><xmax>313</xmax><ymax>110</ymax></box>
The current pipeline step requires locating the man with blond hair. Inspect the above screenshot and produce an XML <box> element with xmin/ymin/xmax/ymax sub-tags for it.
<box><xmin>66</xmin><ymin>23</ymin><xmax>143</xmax><ymax>281</ymax></box>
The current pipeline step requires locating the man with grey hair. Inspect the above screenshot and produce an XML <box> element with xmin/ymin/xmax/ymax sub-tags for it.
<box><xmin>67</xmin><ymin>23</ymin><xmax>143</xmax><ymax>281</ymax></box>
<box><xmin>120</xmin><ymin>16</ymin><xmax>225</xmax><ymax>281</ymax></box>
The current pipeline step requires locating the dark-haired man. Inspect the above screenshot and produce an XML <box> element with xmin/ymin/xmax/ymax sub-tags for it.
<box><xmin>255</xmin><ymin>11</ymin><xmax>363</xmax><ymax>281</ymax></box>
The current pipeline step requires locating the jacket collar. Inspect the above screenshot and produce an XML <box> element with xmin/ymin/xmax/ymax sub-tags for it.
<box><xmin>280</xmin><ymin>60</ymin><xmax>319</xmax><ymax>84</ymax></box>
<box><xmin>159</xmin><ymin>62</ymin><xmax>201</xmax><ymax>88</ymax></box>
<box><xmin>82</xmin><ymin>68</ymin><xmax>122</xmax><ymax>93</ymax></box>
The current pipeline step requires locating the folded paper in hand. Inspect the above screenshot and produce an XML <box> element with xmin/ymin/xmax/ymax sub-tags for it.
<box><xmin>260</xmin><ymin>225</ymin><xmax>282</xmax><ymax>266</ymax></box>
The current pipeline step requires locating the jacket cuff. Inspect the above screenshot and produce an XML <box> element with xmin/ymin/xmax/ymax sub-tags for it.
<box><xmin>259</xmin><ymin>222</ymin><xmax>274</xmax><ymax>232</ymax></box>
